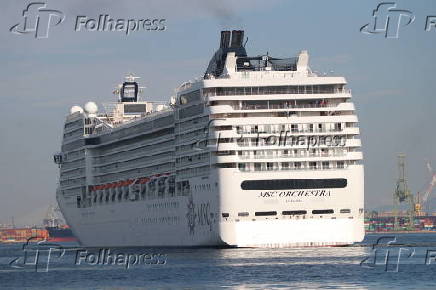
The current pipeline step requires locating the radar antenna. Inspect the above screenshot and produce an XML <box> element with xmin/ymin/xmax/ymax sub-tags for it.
<box><xmin>125</xmin><ymin>73</ymin><xmax>140</xmax><ymax>82</ymax></box>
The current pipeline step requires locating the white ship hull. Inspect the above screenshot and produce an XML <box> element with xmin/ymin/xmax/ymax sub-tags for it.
<box><xmin>58</xmin><ymin>166</ymin><xmax>364</xmax><ymax>247</ymax></box>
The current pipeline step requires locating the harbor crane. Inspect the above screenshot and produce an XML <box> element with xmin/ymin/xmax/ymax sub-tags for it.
<box><xmin>414</xmin><ymin>162</ymin><xmax>436</xmax><ymax>216</ymax></box>
<box><xmin>393</xmin><ymin>154</ymin><xmax>415</xmax><ymax>230</ymax></box>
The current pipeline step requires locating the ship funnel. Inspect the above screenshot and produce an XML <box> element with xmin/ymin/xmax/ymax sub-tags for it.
<box><xmin>220</xmin><ymin>31</ymin><xmax>231</xmax><ymax>48</ymax></box>
<box><xmin>230</xmin><ymin>30</ymin><xmax>244</xmax><ymax>48</ymax></box>
<box><xmin>205</xmin><ymin>30</ymin><xmax>247</xmax><ymax>78</ymax></box>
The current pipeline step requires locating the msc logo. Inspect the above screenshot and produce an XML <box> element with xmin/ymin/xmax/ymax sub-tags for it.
<box><xmin>360</xmin><ymin>2</ymin><xmax>415</xmax><ymax>38</ymax></box>
<box><xmin>10</xmin><ymin>2</ymin><xmax>65</xmax><ymax>39</ymax></box>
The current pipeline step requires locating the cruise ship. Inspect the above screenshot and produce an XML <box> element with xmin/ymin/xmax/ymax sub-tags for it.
<box><xmin>54</xmin><ymin>30</ymin><xmax>364</xmax><ymax>247</ymax></box>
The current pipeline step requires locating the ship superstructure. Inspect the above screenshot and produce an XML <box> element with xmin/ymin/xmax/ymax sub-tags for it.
<box><xmin>55</xmin><ymin>30</ymin><xmax>364</xmax><ymax>247</ymax></box>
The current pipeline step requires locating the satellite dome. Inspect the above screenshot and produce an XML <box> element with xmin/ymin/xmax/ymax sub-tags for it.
<box><xmin>84</xmin><ymin>102</ymin><xmax>98</xmax><ymax>114</ymax></box>
<box><xmin>70</xmin><ymin>105</ymin><xmax>84</xmax><ymax>114</ymax></box>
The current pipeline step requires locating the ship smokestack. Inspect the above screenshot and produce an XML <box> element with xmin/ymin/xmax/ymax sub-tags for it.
<box><xmin>220</xmin><ymin>31</ymin><xmax>231</xmax><ymax>48</ymax></box>
<box><xmin>205</xmin><ymin>30</ymin><xmax>247</xmax><ymax>78</ymax></box>
<box><xmin>230</xmin><ymin>30</ymin><xmax>244</xmax><ymax>48</ymax></box>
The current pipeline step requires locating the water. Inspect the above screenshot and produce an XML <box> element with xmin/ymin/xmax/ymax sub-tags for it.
<box><xmin>1</xmin><ymin>233</ymin><xmax>436</xmax><ymax>289</ymax></box>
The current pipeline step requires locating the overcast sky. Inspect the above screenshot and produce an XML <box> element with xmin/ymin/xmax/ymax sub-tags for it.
<box><xmin>0</xmin><ymin>0</ymin><xmax>435</xmax><ymax>225</ymax></box>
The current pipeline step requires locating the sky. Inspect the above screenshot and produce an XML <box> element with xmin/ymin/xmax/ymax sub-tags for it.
<box><xmin>0</xmin><ymin>0</ymin><xmax>435</xmax><ymax>225</ymax></box>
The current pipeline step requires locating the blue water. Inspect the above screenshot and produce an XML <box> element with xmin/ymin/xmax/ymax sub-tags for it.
<box><xmin>1</xmin><ymin>233</ymin><xmax>436</xmax><ymax>289</ymax></box>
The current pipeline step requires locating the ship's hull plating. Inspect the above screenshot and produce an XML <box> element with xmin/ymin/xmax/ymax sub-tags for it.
<box><xmin>58</xmin><ymin>166</ymin><xmax>364</xmax><ymax>248</ymax></box>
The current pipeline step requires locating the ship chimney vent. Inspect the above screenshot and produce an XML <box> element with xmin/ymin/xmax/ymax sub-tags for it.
<box><xmin>220</xmin><ymin>31</ymin><xmax>231</xmax><ymax>48</ymax></box>
<box><xmin>230</xmin><ymin>30</ymin><xmax>244</xmax><ymax>48</ymax></box>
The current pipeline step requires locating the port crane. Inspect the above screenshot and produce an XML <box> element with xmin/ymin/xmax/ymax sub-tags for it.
<box><xmin>393</xmin><ymin>154</ymin><xmax>415</xmax><ymax>230</ymax></box>
<box><xmin>414</xmin><ymin>162</ymin><xmax>436</xmax><ymax>216</ymax></box>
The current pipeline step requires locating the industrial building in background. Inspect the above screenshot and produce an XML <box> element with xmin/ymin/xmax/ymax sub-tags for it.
<box><xmin>365</xmin><ymin>154</ymin><xmax>436</xmax><ymax>232</ymax></box>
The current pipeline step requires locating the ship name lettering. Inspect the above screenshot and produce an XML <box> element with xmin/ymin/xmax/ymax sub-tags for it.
<box><xmin>260</xmin><ymin>190</ymin><xmax>331</xmax><ymax>197</ymax></box>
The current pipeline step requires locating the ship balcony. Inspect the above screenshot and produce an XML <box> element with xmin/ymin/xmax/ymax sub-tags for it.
<box><xmin>61</xmin><ymin>162</ymin><xmax>86</xmax><ymax>172</ymax></box>
<box><xmin>212</xmin><ymin>127</ymin><xmax>360</xmax><ymax>138</ymax></box>
<box><xmin>63</xmin><ymin>125</ymin><xmax>84</xmax><ymax>136</ymax></box>
<box><xmin>59</xmin><ymin>184</ymin><xmax>86</xmax><ymax>191</ymax></box>
<box><xmin>203</xmin><ymin>84</ymin><xmax>351</xmax><ymax>97</ymax></box>
<box><xmin>176</xmin><ymin>122</ymin><xmax>211</xmax><ymax>135</ymax></box>
<box><xmin>207</xmin><ymin>92</ymin><xmax>352</xmax><ymax>102</ymax></box>
<box><xmin>211</xmin><ymin>151</ymin><xmax>362</xmax><ymax>163</ymax></box>
<box><xmin>92</xmin><ymin>155</ymin><xmax>174</xmax><ymax>176</ymax></box>
<box><xmin>93</xmin><ymin>145</ymin><xmax>175</xmax><ymax>166</ymax></box>
<box><xmin>209</xmin><ymin>114</ymin><xmax>359</xmax><ymax>125</ymax></box>
<box><xmin>346</xmin><ymin>139</ymin><xmax>361</xmax><ymax>147</ymax></box>
<box><xmin>207</xmin><ymin>102</ymin><xmax>354</xmax><ymax>114</ymax></box>
<box><xmin>211</xmin><ymin>138</ymin><xmax>361</xmax><ymax>151</ymax></box>
<box><xmin>60</xmin><ymin>172</ymin><xmax>86</xmax><ymax>181</ymax></box>
<box><xmin>213</xmin><ymin>160</ymin><xmax>360</xmax><ymax>173</ymax></box>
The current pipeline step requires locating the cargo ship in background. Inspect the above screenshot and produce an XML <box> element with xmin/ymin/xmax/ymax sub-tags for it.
<box><xmin>43</xmin><ymin>205</ymin><xmax>77</xmax><ymax>242</ymax></box>
<box><xmin>44</xmin><ymin>225</ymin><xmax>76</xmax><ymax>242</ymax></box>
<box><xmin>0</xmin><ymin>225</ymin><xmax>76</xmax><ymax>243</ymax></box>
<box><xmin>0</xmin><ymin>206</ymin><xmax>77</xmax><ymax>243</ymax></box>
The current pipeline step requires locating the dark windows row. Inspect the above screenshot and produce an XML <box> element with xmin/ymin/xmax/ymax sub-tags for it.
<box><xmin>222</xmin><ymin>209</ymin><xmax>351</xmax><ymax>218</ymax></box>
<box><xmin>62</xmin><ymin>138</ymin><xmax>85</xmax><ymax>152</ymax></box>
<box><xmin>178</xmin><ymin>104</ymin><xmax>204</xmax><ymax>119</ymax></box>
<box><xmin>203</xmin><ymin>85</ymin><xmax>344</xmax><ymax>97</ymax></box>
<box><xmin>85</xmin><ymin>127</ymin><xmax>174</xmax><ymax>148</ymax></box>
<box><xmin>98</xmin><ymin>116</ymin><xmax>174</xmax><ymax>144</ymax></box>
<box><xmin>240</xmin><ymin>178</ymin><xmax>347</xmax><ymax>190</ymax></box>
<box><xmin>64</xmin><ymin>118</ymin><xmax>83</xmax><ymax>130</ymax></box>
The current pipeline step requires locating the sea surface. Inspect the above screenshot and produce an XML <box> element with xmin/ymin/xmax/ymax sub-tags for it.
<box><xmin>1</xmin><ymin>233</ymin><xmax>436</xmax><ymax>289</ymax></box>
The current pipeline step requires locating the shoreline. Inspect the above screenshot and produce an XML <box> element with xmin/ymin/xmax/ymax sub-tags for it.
<box><xmin>366</xmin><ymin>230</ymin><xmax>436</xmax><ymax>234</ymax></box>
